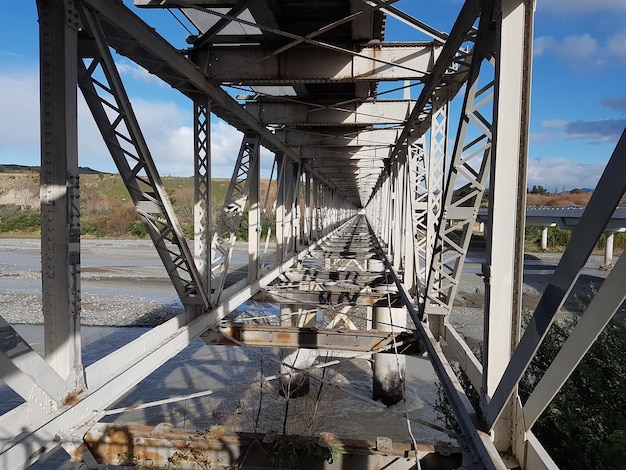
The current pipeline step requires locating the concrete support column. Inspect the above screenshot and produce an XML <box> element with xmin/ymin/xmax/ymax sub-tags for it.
<box><xmin>541</xmin><ymin>226</ymin><xmax>548</xmax><ymax>250</ymax></box>
<box><xmin>372</xmin><ymin>303</ymin><xmax>406</xmax><ymax>406</ymax></box>
<box><xmin>279</xmin><ymin>304</ymin><xmax>317</xmax><ymax>398</ymax></box>
<box><xmin>604</xmin><ymin>232</ymin><xmax>614</xmax><ymax>268</ymax></box>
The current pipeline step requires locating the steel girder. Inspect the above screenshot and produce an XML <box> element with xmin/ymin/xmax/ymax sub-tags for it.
<box><xmin>193</xmin><ymin>43</ymin><xmax>440</xmax><ymax>83</ymax></box>
<box><xmin>78</xmin><ymin>6</ymin><xmax>211</xmax><ymax>309</ymax></box>
<box><xmin>210</xmin><ymin>133</ymin><xmax>261</xmax><ymax>305</ymax></box>
<box><xmin>7</xmin><ymin>0</ymin><xmax>623</xmax><ymax>469</ymax></box>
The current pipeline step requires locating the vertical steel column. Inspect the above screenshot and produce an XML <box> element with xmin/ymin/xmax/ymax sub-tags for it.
<box><xmin>210</xmin><ymin>132</ymin><xmax>260</xmax><ymax>304</ymax></box>
<box><xmin>311</xmin><ymin>177</ymin><xmax>319</xmax><ymax>241</ymax></box>
<box><xmin>194</xmin><ymin>100</ymin><xmax>211</xmax><ymax>303</ymax></box>
<box><xmin>483</xmin><ymin>0</ymin><xmax>534</xmax><ymax>450</ymax></box>
<box><xmin>38</xmin><ymin>0</ymin><xmax>84</xmax><ymax>387</ymax></box>
<box><xmin>407</xmin><ymin>137</ymin><xmax>428</xmax><ymax>302</ymax></box>
<box><xmin>303</xmin><ymin>172</ymin><xmax>311</xmax><ymax>245</ymax></box>
<box><xmin>275</xmin><ymin>154</ymin><xmax>286</xmax><ymax>264</ymax></box>
<box><xmin>424</xmin><ymin>48</ymin><xmax>493</xmax><ymax>338</ymax></box>
<box><xmin>392</xmin><ymin>156</ymin><xmax>405</xmax><ymax>273</ymax></box>
<box><xmin>248</xmin><ymin>142</ymin><xmax>261</xmax><ymax>283</ymax></box>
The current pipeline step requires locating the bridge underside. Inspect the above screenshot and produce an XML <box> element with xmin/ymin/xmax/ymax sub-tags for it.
<box><xmin>1</xmin><ymin>0</ymin><xmax>625</xmax><ymax>469</ymax></box>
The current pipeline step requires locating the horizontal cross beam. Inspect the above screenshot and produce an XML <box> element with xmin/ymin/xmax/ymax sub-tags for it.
<box><xmin>195</xmin><ymin>43</ymin><xmax>439</xmax><ymax>83</ymax></box>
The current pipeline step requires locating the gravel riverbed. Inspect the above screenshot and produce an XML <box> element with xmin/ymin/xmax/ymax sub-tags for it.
<box><xmin>0</xmin><ymin>238</ymin><xmax>618</xmax><ymax>344</ymax></box>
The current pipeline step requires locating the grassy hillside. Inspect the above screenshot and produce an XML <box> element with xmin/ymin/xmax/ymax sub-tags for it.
<box><xmin>0</xmin><ymin>171</ymin><xmax>277</xmax><ymax>238</ymax></box>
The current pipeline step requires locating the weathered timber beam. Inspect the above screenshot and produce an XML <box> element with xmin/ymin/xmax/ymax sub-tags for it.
<box><xmin>202</xmin><ymin>325</ymin><xmax>418</xmax><ymax>352</ymax></box>
<box><xmin>194</xmin><ymin>43</ymin><xmax>439</xmax><ymax>83</ymax></box>
<box><xmin>245</xmin><ymin>100</ymin><xmax>418</xmax><ymax>126</ymax></box>
<box><xmin>77</xmin><ymin>424</ymin><xmax>451</xmax><ymax>469</ymax></box>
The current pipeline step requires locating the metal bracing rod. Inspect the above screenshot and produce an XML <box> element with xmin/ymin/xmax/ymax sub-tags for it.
<box><xmin>486</xmin><ymin>128</ymin><xmax>626</xmax><ymax>427</ymax></box>
<box><xmin>190</xmin><ymin>0</ymin><xmax>254</xmax><ymax>49</ymax></box>
<box><xmin>423</xmin><ymin>49</ymin><xmax>493</xmax><ymax>327</ymax></box>
<box><xmin>210</xmin><ymin>132</ymin><xmax>261</xmax><ymax>305</ymax></box>
<box><xmin>194</xmin><ymin>100</ymin><xmax>211</xmax><ymax>297</ymax></box>
<box><xmin>0</xmin><ymin>223</ymin><xmax>352</xmax><ymax>470</ymax></box>
<box><xmin>363</xmin><ymin>221</ymin><xmax>506</xmax><ymax>470</ymax></box>
<box><xmin>81</xmin><ymin>0</ymin><xmax>351</xmax><ymax>204</ymax></box>
<box><xmin>77</xmin><ymin>6</ymin><xmax>210</xmax><ymax>309</ymax></box>
<box><xmin>183</xmin><ymin>0</ymin><xmax>425</xmax><ymax>81</ymax></box>
<box><xmin>362</xmin><ymin>0</ymin><xmax>449</xmax><ymax>42</ymax></box>
<box><xmin>523</xmin><ymin>250</ymin><xmax>626</xmax><ymax>431</ymax></box>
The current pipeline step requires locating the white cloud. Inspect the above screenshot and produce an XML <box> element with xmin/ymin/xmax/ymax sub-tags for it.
<box><xmin>527</xmin><ymin>157</ymin><xmax>605</xmax><ymax>191</ymax></box>
<box><xmin>540</xmin><ymin>119</ymin><xmax>567</xmax><ymax>129</ymax></box>
<box><xmin>0</xmin><ymin>70</ymin><xmax>40</xmax><ymax>156</ymax></box>
<box><xmin>607</xmin><ymin>31</ymin><xmax>626</xmax><ymax>62</ymax></box>
<box><xmin>534</xmin><ymin>31</ymin><xmax>626</xmax><ymax>67</ymax></box>
<box><xmin>531</xmin><ymin>119</ymin><xmax>625</xmax><ymax>145</ymax></box>
<box><xmin>534</xmin><ymin>34</ymin><xmax>597</xmax><ymax>61</ymax></box>
<box><xmin>116</xmin><ymin>59</ymin><xmax>168</xmax><ymax>87</ymax></box>
<box><xmin>538</xmin><ymin>0</ymin><xmax>626</xmax><ymax>13</ymax></box>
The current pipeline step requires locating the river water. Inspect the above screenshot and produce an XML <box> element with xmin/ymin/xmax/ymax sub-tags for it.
<box><xmin>0</xmin><ymin>239</ymin><xmax>450</xmax><ymax>468</ymax></box>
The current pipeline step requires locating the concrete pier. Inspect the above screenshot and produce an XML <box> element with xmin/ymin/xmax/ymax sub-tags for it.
<box><xmin>372</xmin><ymin>303</ymin><xmax>407</xmax><ymax>406</ymax></box>
<box><xmin>279</xmin><ymin>304</ymin><xmax>317</xmax><ymax>398</ymax></box>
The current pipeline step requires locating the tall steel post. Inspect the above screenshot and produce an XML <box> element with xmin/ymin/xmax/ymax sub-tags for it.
<box><xmin>194</xmin><ymin>100</ymin><xmax>211</xmax><ymax>303</ymax></box>
<box><xmin>483</xmin><ymin>0</ymin><xmax>534</xmax><ymax>451</ymax></box>
<box><xmin>248</xmin><ymin>141</ymin><xmax>261</xmax><ymax>282</ymax></box>
<box><xmin>38</xmin><ymin>0</ymin><xmax>84</xmax><ymax>388</ymax></box>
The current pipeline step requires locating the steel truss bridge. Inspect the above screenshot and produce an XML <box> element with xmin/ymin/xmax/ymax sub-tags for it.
<box><xmin>1</xmin><ymin>0</ymin><xmax>625</xmax><ymax>468</ymax></box>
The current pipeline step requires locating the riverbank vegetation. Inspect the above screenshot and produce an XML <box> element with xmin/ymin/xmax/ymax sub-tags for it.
<box><xmin>0</xmin><ymin>170</ymin><xmax>276</xmax><ymax>240</ymax></box>
<box><xmin>1</xmin><ymin>170</ymin><xmax>624</xmax><ymax>253</ymax></box>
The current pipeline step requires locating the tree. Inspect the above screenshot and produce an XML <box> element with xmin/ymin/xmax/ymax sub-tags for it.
<box><xmin>529</xmin><ymin>185</ymin><xmax>549</xmax><ymax>195</ymax></box>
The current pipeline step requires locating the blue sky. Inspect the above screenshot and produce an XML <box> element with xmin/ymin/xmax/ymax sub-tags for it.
<box><xmin>0</xmin><ymin>0</ymin><xmax>625</xmax><ymax>190</ymax></box>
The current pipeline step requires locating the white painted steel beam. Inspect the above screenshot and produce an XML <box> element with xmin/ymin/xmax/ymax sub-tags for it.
<box><xmin>0</xmin><ymin>222</ymin><xmax>353</xmax><ymax>469</ymax></box>
<box><xmin>485</xmin><ymin>128</ymin><xmax>626</xmax><ymax>427</ymax></box>
<box><xmin>245</xmin><ymin>100</ymin><xmax>417</xmax><ymax>126</ymax></box>
<box><xmin>38</xmin><ymin>0</ymin><xmax>85</xmax><ymax>388</ymax></box>
<box><xmin>522</xmin><ymin>250</ymin><xmax>626</xmax><ymax>431</ymax></box>
<box><xmin>274</xmin><ymin>128</ymin><xmax>404</xmax><ymax>147</ymax></box>
<box><xmin>194</xmin><ymin>100</ymin><xmax>211</xmax><ymax>297</ymax></box>
<box><xmin>482</xmin><ymin>0</ymin><xmax>533</xmax><ymax>450</ymax></box>
<box><xmin>197</xmin><ymin>43</ymin><xmax>439</xmax><ymax>83</ymax></box>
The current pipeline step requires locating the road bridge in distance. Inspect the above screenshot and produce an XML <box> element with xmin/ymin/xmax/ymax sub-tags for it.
<box><xmin>477</xmin><ymin>207</ymin><xmax>626</xmax><ymax>266</ymax></box>
<box><xmin>1</xmin><ymin>1</ymin><xmax>625</xmax><ymax>469</ymax></box>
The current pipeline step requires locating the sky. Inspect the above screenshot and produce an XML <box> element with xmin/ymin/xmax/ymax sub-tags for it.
<box><xmin>0</xmin><ymin>0</ymin><xmax>625</xmax><ymax>191</ymax></box>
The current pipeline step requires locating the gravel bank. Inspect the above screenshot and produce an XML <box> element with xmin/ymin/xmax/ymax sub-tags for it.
<box><xmin>0</xmin><ymin>239</ymin><xmax>617</xmax><ymax>336</ymax></box>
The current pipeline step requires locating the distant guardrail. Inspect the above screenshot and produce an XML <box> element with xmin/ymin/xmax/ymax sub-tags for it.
<box><xmin>476</xmin><ymin>207</ymin><xmax>626</xmax><ymax>231</ymax></box>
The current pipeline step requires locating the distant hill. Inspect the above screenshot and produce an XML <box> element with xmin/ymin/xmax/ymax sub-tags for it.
<box><xmin>0</xmin><ymin>164</ymin><xmax>106</xmax><ymax>175</ymax></box>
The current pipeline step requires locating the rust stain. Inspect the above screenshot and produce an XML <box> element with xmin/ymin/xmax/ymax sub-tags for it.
<box><xmin>274</xmin><ymin>331</ymin><xmax>294</xmax><ymax>344</ymax></box>
<box><xmin>62</xmin><ymin>389</ymin><xmax>84</xmax><ymax>406</ymax></box>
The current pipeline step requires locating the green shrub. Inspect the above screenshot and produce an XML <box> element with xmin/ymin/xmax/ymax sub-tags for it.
<box><xmin>0</xmin><ymin>211</ymin><xmax>40</xmax><ymax>232</ymax></box>
<box><xmin>519</xmin><ymin>313</ymin><xmax>626</xmax><ymax>469</ymax></box>
<box><xmin>128</xmin><ymin>220</ymin><xmax>148</xmax><ymax>238</ymax></box>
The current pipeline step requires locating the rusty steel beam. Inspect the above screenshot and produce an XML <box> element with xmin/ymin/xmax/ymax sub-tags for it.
<box><xmin>202</xmin><ymin>324</ymin><xmax>419</xmax><ymax>353</ymax></box>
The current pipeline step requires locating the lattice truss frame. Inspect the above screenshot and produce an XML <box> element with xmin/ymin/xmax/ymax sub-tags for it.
<box><xmin>1</xmin><ymin>1</ymin><xmax>625</xmax><ymax>469</ymax></box>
